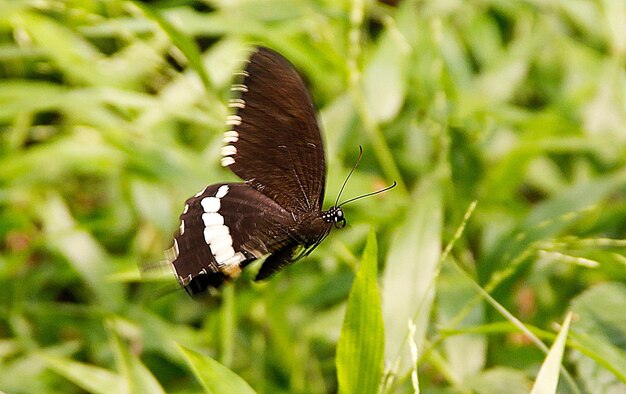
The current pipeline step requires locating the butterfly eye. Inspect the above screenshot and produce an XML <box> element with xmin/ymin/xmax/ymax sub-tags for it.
<box><xmin>334</xmin><ymin>208</ymin><xmax>346</xmax><ymax>228</ymax></box>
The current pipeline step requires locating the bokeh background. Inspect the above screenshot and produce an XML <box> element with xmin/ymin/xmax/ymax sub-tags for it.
<box><xmin>1</xmin><ymin>0</ymin><xmax>625</xmax><ymax>393</ymax></box>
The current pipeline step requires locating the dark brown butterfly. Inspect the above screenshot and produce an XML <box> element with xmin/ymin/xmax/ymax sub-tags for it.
<box><xmin>167</xmin><ymin>47</ymin><xmax>394</xmax><ymax>295</ymax></box>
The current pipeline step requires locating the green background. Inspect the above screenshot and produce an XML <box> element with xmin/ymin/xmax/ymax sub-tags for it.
<box><xmin>1</xmin><ymin>0</ymin><xmax>625</xmax><ymax>393</ymax></box>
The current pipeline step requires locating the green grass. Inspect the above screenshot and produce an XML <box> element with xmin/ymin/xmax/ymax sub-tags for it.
<box><xmin>1</xmin><ymin>0</ymin><xmax>626</xmax><ymax>393</ymax></box>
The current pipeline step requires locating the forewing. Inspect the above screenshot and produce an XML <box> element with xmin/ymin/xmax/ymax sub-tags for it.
<box><xmin>169</xmin><ymin>183</ymin><xmax>297</xmax><ymax>295</ymax></box>
<box><xmin>220</xmin><ymin>46</ymin><xmax>326</xmax><ymax>213</ymax></box>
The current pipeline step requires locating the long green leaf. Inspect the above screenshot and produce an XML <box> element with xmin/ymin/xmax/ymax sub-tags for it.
<box><xmin>134</xmin><ymin>2</ymin><xmax>213</xmax><ymax>93</ymax></box>
<box><xmin>382</xmin><ymin>180</ymin><xmax>442</xmax><ymax>375</ymax></box>
<box><xmin>39</xmin><ymin>194</ymin><xmax>124</xmax><ymax>310</ymax></box>
<box><xmin>363</xmin><ymin>0</ymin><xmax>414</xmax><ymax>122</ymax></box>
<box><xmin>530</xmin><ymin>312</ymin><xmax>573</xmax><ymax>394</ymax></box>
<box><xmin>178</xmin><ymin>344</ymin><xmax>257</xmax><ymax>394</ymax></box>
<box><xmin>40</xmin><ymin>354</ymin><xmax>125</xmax><ymax>394</ymax></box>
<box><xmin>569</xmin><ymin>282</ymin><xmax>626</xmax><ymax>383</ymax></box>
<box><xmin>109</xmin><ymin>321</ymin><xmax>166</xmax><ymax>394</ymax></box>
<box><xmin>336</xmin><ymin>230</ymin><xmax>385</xmax><ymax>394</ymax></box>
<box><xmin>12</xmin><ymin>11</ymin><xmax>110</xmax><ymax>86</ymax></box>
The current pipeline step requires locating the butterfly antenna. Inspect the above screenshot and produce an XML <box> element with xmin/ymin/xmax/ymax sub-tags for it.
<box><xmin>334</xmin><ymin>146</ymin><xmax>364</xmax><ymax>207</ymax></box>
<box><xmin>338</xmin><ymin>181</ymin><xmax>397</xmax><ymax>208</ymax></box>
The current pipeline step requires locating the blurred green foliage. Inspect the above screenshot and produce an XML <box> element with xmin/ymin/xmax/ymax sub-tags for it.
<box><xmin>1</xmin><ymin>0</ymin><xmax>625</xmax><ymax>393</ymax></box>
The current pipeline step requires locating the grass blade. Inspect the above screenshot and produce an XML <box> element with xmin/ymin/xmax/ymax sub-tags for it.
<box><xmin>133</xmin><ymin>2</ymin><xmax>213</xmax><ymax>93</ymax></box>
<box><xmin>178</xmin><ymin>344</ymin><xmax>257</xmax><ymax>394</ymax></box>
<box><xmin>40</xmin><ymin>354</ymin><xmax>124</xmax><ymax>394</ymax></box>
<box><xmin>109</xmin><ymin>321</ymin><xmax>166</xmax><ymax>394</ymax></box>
<box><xmin>336</xmin><ymin>229</ymin><xmax>385</xmax><ymax>394</ymax></box>
<box><xmin>382</xmin><ymin>180</ymin><xmax>442</xmax><ymax>375</ymax></box>
<box><xmin>530</xmin><ymin>312</ymin><xmax>573</xmax><ymax>394</ymax></box>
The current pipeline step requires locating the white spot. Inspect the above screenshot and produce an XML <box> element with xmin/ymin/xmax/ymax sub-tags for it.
<box><xmin>201</xmin><ymin>196</ymin><xmax>220</xmax><ymax>213</ymax></box>
<box><xmin>202</xmin><ymin>212</ymin><xmax>224</xmax><ymax>226</ymax></box>
<box><xmin>173</xmin><ymin>239</ymin><xmax>180</xmax><ymax>257</ymax></box>
<box><xmin>223</xmin><ymin>136</ymin><xmax>238</xmax><ymax>144</ymax></box>
<box><xmin>211</xmin><ymin>236</ymin><xmax>232</xmax><ymax>252</ymax></box>
<box><xmin>221</xmin><ymin>145</ymin><xmax>237</xmax><ymax>156</ymax></box>
<box><xmin>223</xmin><ymin>130</ymin><xmax>239</xmax><ymax>143</ymax></box>
<box><xmin>169</xmin><ymin>258</ymin><xmax>180</xmax><ymax>275</ymax></box>
<box><xmin>216</xmin><ymin>185</ymin><xmax>229</xmax><ymax>198</ymax></box>
<box><xmin>165</xmin><ymin>243</ymin><xmax>178</xmax><ymax>262</ymax></box>
<box><xmin>233</xmin><ymin>70</ymin><xmax>249</xmax><ymax>77</ymax></box>
<box><xmin>203</xmin><ymin>225</ymin><xmax>229</xmax><ymax>244</ymax></box>
<box><xmin>211</xmin><ymin>234</ymin><xmax>233</xmax><ymax>254</ymax></box>
<box><xmin>179</xmin><ymin>220</ymin><xmax>185</xmax><ymax>235</ymax></box>
<box><xmin>231</xmin><ymin>84</ymin><xmax>248</xmax><ymax>92</ymax></box>
<box><xmin>224</xmin><ymin>130</ymin><xmax>239</xmax><ymax>139</ymax></box>
<box><xmin>183</xmin><ymin>204</ymin><xmax>189</xmax><ymax>214</ymax></box>
<box><xmin>222</xmin><ymin>252</ymin><xmax>246</xmax><ymax>267</ymax></box>
<box><xmin>215</xmin><ymin>248</ymin><xmax>236</xmax><ymax>265</ymax></box>
<box><xmin>226</xmin><ymin>115</ymin><xmax>242</xmax><ymax>126</ymax></box>
<box><xmin>228</xmin><ymin>99</ymin><xmax>246</xmax><ymax>109</ymax></box>
<box><xmin>214</xmin><ymin>247</ymin><xmax>237</xmax><ymax>266</ymax></box>
<box><xmin>194</xmin><ymin>186</ymin><xmax>207</xmax><ymax>197</ymax></box>
<box><xmin>221</xmin><ymin>157</ymin><xmax>235</xmax><ymax>166</ymax></box>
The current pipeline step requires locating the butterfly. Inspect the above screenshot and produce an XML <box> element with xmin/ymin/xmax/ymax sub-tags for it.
<box><xmin>168</xmin><ymin>46</ymin><xmax>394</xmax><ymax>295</ymax></box>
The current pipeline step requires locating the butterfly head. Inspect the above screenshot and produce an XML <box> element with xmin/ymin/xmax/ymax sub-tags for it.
<box><xmin>322</xmin><ymin>206</ymin><xmax>346</xmax><ymax>229</ymax></box>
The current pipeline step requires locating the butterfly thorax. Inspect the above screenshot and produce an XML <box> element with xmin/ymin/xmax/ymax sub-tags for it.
<box><xmin>288</xmin><ymin>206</ymin><xmax>341</xmax><ymax>248</ymax></box>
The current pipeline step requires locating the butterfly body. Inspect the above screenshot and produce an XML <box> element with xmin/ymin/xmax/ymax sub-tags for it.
<box><xmin>168</xmin><ymin>47</ymin><xmax>344</xmax><ymax>295</ymax></box>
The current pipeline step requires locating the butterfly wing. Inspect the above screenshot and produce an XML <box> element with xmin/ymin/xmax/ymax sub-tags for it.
<box><xmin>220</xmin><ymin>46</ymin><xmax>326</xmax><ymax>214</ymax></box>
<box><xmin>169</xmin><ymin>183</ymin><xmax>297</xmax><ymax>295</ymax></box>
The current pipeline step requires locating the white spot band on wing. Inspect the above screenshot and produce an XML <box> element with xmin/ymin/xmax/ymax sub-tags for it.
<box><xmin>215</xmin><ymin>248</ymin><xmax>235</xmax><ymax>264</ymax></box>
<box><xmin>203</xmin><ymin>225</ymin><xmax>229</xmax><ymax>244</ymax></box>
<box><xmin>221</xmin><ymin>157</ymin><xmax>235</xmax><ymax>166</ymax></box>
<box><xmin>198</xmin><ymin>185</ymin><xmax>243</xmax><ymax>271</ymax></box>
<box><xmin>222</xmin><ymin>252</ymin><xmax>246</xmax><ymax>267</ymax></box>
<box><xmin>223</xmin><ymin>135</ymin><xmax>239</xmax><ymax>143</ymax></box>
<box><xmin>215</xmin><ymin>185</ymin><xmax>229</xmax><ymax>198</ymax></box>
<box><xmin>223</xmin><ymin>130</ymin><xmax>239</xmax><ymax>143</ymax></box>
<box><xmin>231</xmin><ymin>84</ymin><xmax>248</xmax><ymax>92</ymax></box>
<box><xmin>173</xmin><ymin>239</ymin><xmax>179</xmax><ymax>257</ymax></box>
<box><xmin>224</xmin><ymin>130</ymin><xmax>239</xmax><ymax>139</ymax></box>
<box><xmin>226</xmin><ymin>115</ymin><xmax>242</xmax><ymax>126</ymax></box>
<box><xmin>221</xmin><ymin>145</ymin><xmax>237</xmax><ymax>156</ymax></box>
<box><xmin>202</xmin><ymin>212</ymin><xmax>224</xmax><ymax>226</ymax></box>
<box><xmin>201</xmin><ymin>196</ymin><xmax>220</xmax><ymax>213</ymax></box>
<box><xmin>228</xmin><ymin>99</ymin><xmax>246</xmax><ymax>109</ymax></box>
